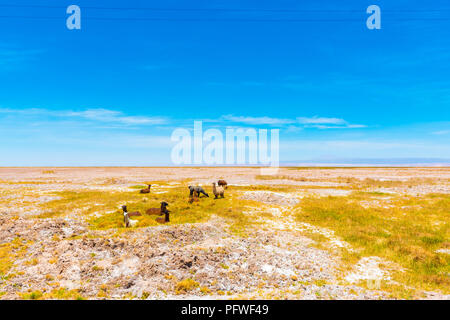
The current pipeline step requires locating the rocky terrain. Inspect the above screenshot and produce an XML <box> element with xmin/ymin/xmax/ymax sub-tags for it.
<box><xmin>0</xmin><ymin>167</ymin><xmax>448</xmax><ymax>300</ymax></box>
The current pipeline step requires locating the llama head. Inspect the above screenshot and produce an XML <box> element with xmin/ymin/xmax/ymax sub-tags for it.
<box><xmin>121</xmin><ymin>205</ymin><xmax>127</xmax><ymax>212</ymax></box>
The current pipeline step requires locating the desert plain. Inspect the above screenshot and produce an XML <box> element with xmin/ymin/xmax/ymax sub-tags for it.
<box><xmin>0</xmin><ymin>167</ymin><xmax>448</xmax><ymax>300</ymax></box>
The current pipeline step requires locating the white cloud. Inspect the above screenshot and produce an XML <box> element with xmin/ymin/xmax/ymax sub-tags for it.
<box><xmin>0</xmin><ymin>107</ymin><xmax>45</xmax><ymax>115</ymax></box>
<box><xmin>0</xmin><ymin>107</ymin><xmax>167</xmax><ymax>126</ymax></box>
<box><xmin>346</xmin><ymin>124</ymin><xmax>367</xmax><ymax>128</ymax></box>
<box><xmin>64</xmin><ymin>109</ymin><xmax>166</xmax><ymax>125</ymax></box>
<box><xmin>305</xmin><ymin>124</ymin><xmax>367</xmax><ymax>129</ymax></box>
<box><xmin>221</xmin><ymin>114</ymin><xmax>294</xmax><ymax>125</ymax></box>
<box><xmin>432</xmin><ymin>130</ymin><xmax>450</xmax><ymax>135</ymax></box>
<box><xmin>0</xmin><ymin>107</ymin><xmax>366</xmax><ymax>130</ymax></box>
<box><xmin>284</xmin><ymin>125</ymin><xmax>303</xmax><ymax>133</ymax></box>
<box><xmin>297</xmin><ymin>116</ymin><xmax>347</xmax><ymax>125</ymax></box>
<box><xmin>297</xmin><ymin>116</ymin><xmax>366</xmax><ymax>129</ymax></box>
<box><xmin>221</xmin><ymin>114</ymin><xmax>366</xmax><ymax>129</ymax></box>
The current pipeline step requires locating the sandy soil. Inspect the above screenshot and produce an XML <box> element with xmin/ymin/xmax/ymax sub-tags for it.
<box><xmin>0</xmin><ymin>167</ymin><xmax>449</xmax><ymax>300</ymax></box>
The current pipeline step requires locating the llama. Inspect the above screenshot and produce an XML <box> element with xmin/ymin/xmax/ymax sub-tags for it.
<box><xmin>146</xmin><ymin>201</ymin><xmax>169</xmax><ymax>215</ymax></box>
<box><xmin>140</xmin><ymin>184</ymin><xmax>151</xmax><ymax>194</ymax></box>
<box><xmin>121</xmin><ymin>205</ymin><xmax>139</xmax><ymax>227</ymax></box>
<box><xmin>189</xmin><ymin>190</ymin><xmax>199</xmax><ymax>204</ymax></box>
<box><xmin>218</xmin><ymin>180</ymin><xmax>228</xmax><ymax>189</ymax></box>
<box><xmin>156</xmin><ymin>211</ymin><xmax>170</xmax><ymax>224</ymax></box>
<box><xmin>212</xmin><ymin>182</ymin><xmax>225</xmax><ymax>199</ymax></box>
<box><xmin>188</xmin><ymin>186</ymin><xmax>209</xmax><ymax>198</ymax></box>
<box><xmin>121</xmin><ymin>205</ymin><xmax>141</xmax><ymax>217</ymax></box>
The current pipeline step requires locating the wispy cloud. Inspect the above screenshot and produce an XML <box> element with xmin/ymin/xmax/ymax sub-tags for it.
<box><xmin>305</xmin><ymin>124</ymin><xmax>367</xmax><ymax>129</ymax></box>
<box><xmin>0</xmin><ymin>107</ymin><xmax>365</xmax><ymax>130</ymax></box>
<box><xmin>297</xmin><ymin>116</ymin><xmax>346</xmax><ymax>125</ymax></box>
<box><xmin>0</xmin><ymin>107</ymin><xmax>167</xmax><ymax>126</ymax></box>
<box><xmin>432</xmin><ymin>130</ymin><xmax>450</xmax><ymax>135</ymax></box>
<box><xmin>221</xmin><ymin>114</ymin><xmax>294</xmax><ymax>125</ymax></box>
<box><xmin>221</xmin><ymin>114</ymin><xmax>366</xmax><ymax>129</ymax></box>
<box><xmin>64</xmin><ymin>109</ymin><xmax>166</xmax><ymax>125</ymax></box>
<box><xmin>0</xmin><ymin>107</ymin><xmax>48</xmax><ymax>115</ymax></box>
<box><xmin>297</xmin><ymin>116</ymin><xmax>366</xmax><ymax>129</ymax></box>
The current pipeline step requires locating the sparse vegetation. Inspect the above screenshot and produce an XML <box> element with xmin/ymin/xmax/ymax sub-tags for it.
<box><xmin>38</xmin><ymin>185</ymin><xmax>265</xmax><ymax>234</ymax></box>
<box><xmin>0</xmin><ymin>167</ymin><xmax>449</xmax><ymax>300</ymax></box>
<box><xmin>339</xmin><ymin>177</ymin><xmax>443</xmax><ymax>189</ymax></box>
<box><xmin>256</xmin><ymin>175</ymin><xmax>309</xmax><ymax>182</ymax></box>
<box><xmin>295</xmin><ymin>192</ymin><xmax>450</xmax><ymax>293</ymax></box>
<box><xmin>175</xmin><ymin>278</ymin><xmax>199</xmax><ymax>294</ymax></box>
<box><xmin>19</xmin><ymin>290</ymin><xmax>43</xmax><ymax>300</ymax></box>
<box><xmin>0</xmin><ymin>238</ymin><xmax>31</xmax><ymax>278</ymax></box>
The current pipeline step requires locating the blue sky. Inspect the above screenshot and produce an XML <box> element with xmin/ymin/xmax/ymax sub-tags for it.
<box><xmin>0</xmin><ymin>0</ymin><xmax>449</xmax><ymax>166</ymax></box>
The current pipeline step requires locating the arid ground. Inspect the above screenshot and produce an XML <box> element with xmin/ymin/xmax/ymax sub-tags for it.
<box><xmin>0</xmin><ymin>167</ymin><xmax>448</xmax><ymax>300</ymax></box>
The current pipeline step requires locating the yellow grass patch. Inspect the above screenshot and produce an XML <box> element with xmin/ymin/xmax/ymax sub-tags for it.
<box><xmin>175</xmin><ymin>278</ymin><xmax>199</xmax><ymax>294</ymax></box>
<box><xmin>19</xmin><ymin>288</ymin><xmax>84</xmax><ymax>300</ymax></box>
<box><xmin>36</xmin><ymin>184</ymin><xmax>277</xmax><ymax>235</ymax></box>
<box><xmin>294</xmin><ymin>192</ymin><xmax>450</xmax><ymax>293</ymax></box>
<box><xmin>0</xmin><ymin>238</ymin><xmax>31</xmax><ymax>278</ymax></box>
